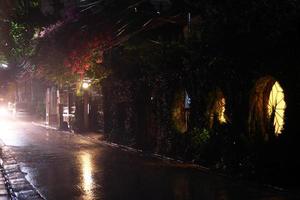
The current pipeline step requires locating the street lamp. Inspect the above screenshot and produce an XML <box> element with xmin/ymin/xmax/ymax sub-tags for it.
<box><xmin>82</xmin><ymin>82</ymin><xmax>90</xmax><ymax>89</ymax></box>
<box><xmin>81</xmin><ymin>78</ymin><xmax>91</xmax><ymax>130</ymax></box>
<box><xmin>82</xmin><ymin>78</ymin><xmax>91</xmax><ymax>90</ymax></box>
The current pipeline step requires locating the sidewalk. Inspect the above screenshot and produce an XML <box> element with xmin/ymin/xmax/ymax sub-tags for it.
<box><xmin>0</xmin><ymin>168</ymin><xmax>10</xmax><ymax>200</ymax></box>
<box><xmin>31</xmin><ymin>120</ymin><xmax>210</xmax><ymax>171</ymax></box>
<box><xmin>31</xmin><ymin>121</ymin><xmax>105</xmax><ymax>141</ymax></box>
<box><xmin>0</xmin><ymin>142</ymin><xmax>14</xmax><ymax>200</ymax></box>
<box><xmin>0</xmin><ymin>129</ymin><xmax>44</xmax><ymax>200</ymax></box>
<box><xmin>0</xmin><ymin>147</ymin><xmax>44</xmax><ymax>200</ymax></box>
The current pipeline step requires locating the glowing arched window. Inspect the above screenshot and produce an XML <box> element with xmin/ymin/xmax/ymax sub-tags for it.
<box><xmin>267</xmin><ymin>81</ymin><xmax>286</xmax><ymax>135</ymax></box>
<box><xmin>215</xmin><ymin>97</ymin><xmax>227</xmax><ymax>123</ymax></box>
<box><xmin>208</xmin><ymin>89</ymin><xmax>227</xmax><ymax>128</ymax></box>
<box><xmin>172</xmin><ymin>89</ymin><xmax>190</xmax><ymax>133</ymax></box>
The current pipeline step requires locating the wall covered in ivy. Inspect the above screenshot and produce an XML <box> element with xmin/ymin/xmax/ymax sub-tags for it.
<box><xmin>100</xmin><ymin>12</ymin><xmax>299</xmax><ymax>186</ymax></box>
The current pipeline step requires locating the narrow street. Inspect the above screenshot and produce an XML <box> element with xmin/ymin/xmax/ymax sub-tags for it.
<box><xmin>0</xmin><ymin>117</ymin><xmax>296</xmax><ymax>200</ymax></box>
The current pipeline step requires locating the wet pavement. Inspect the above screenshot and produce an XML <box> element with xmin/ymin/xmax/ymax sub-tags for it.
<box><xmin>0</xmin><ymin>117</ymin><xmax>299</xmax><ymax>200</ymax></box>
<box><xmin>0</xmin><ymin>172</ymin><xmax>10</xmax><ymax>200</ymax></box>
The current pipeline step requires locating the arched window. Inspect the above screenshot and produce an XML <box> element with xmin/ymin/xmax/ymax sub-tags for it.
<box><xmin>267</xmin><ymin>81</ymin><xmax>286</xmax><ymax>135</ymax></box>
<box><xmin>207</xmin><ymin>89</ymin><xmax>227</xmax><ymax>128</ymax></box>
<box><xmin>249</xmin><ymin>76</ymin><xmax>286</xmax><ymax>139</ymax></box>
<box><xmin>171</xmin><ymin>89</ymin><xmax>191</xmax><ymax>133</ymax></box>
<box><xmin>214</xmin><ymin>97</ymin><xmax>227</xmax><ymax>124</ymax></box>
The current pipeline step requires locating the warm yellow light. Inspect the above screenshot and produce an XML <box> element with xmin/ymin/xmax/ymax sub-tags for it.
<box><xmin>78</xmin><ymin>152</ymin><xmax>95</xmax><ymax>199</ymax></box>
<box><xmin>81</xmin><ymin>152</ymin><xmax>93</xmax><ymax>191</ymax></box>
<box><xmin>209</xmin><ymin>93</ymin><xmax>227</xmax><ymax>128</ymax></box>
<box><xmin>268</xmin><ymin>81</ymin><xmax>286</xmax><ymax>135</ymax></box>
<box><xmin>82</xmin><ymin>82</ymin><xmax>90</xmax><ymax>89</ymax></box>
<box><xmin>218</xmin><ymin>98</ymin><xmax>227</xmax><ymax>123</ymax></box>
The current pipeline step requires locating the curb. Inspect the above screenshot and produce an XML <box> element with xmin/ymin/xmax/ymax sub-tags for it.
<box><xmin>0</xmin><ymin>158</ymin><xmax>17</xmax><ymax>200</ymax></box>
<box><xmin>0</xmin><ymin>140</ymin><xmax>16</xmax><ymax>200</ymax></box>
<box><xmin>0</xmin><ymin>141</ymin><xmax>45</xmax><ymax>200</ymax></box>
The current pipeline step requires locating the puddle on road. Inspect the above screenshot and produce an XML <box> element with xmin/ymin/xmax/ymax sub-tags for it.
<box><xmin>77</xmin><ymin>151</ymin><xmax>98</xmax><ymax>200</ymax></box>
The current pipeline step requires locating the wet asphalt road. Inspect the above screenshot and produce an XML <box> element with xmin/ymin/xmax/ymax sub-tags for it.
<box><xmin>0</xmin><ymin>118</ymin><xmax>298</xmax><ymax>200</ymax></box>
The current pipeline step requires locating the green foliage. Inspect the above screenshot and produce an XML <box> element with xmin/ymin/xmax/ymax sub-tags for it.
<box><xmin>9</xmin><ymin>21</ymin><xmax>35</xmax><ymax>58</ymax></box>
<box><xmin>188</xmin><ymin>128</ymin><xmax>212</xmax><ymax>164</ymax></box>
<box><xmin>0</xmin><ymin>0</ymin><xmax>61</xmax><ymax>80</ymax></box>
<box><xmin>191</xmin><ymin>127</ymin><xmax>210</xmax><ymax>148</ymax></box>
<box><xmin>85</xmin><ymin>48</ymin><xmax>111</xmax><ymax>86</ymax></box>
<box><xmin>10</xmin><ymin>22</ymin><xmax>25</xmax><ymax>42</ymax></box>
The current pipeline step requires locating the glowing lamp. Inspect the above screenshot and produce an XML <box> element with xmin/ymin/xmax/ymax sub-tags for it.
<box><xmin>82</xmin><ymin>82</ymin><xmax>90</xmax><ymax>89</ymax></box>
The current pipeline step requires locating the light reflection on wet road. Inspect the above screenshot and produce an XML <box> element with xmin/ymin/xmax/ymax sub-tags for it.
<box><xmin>0</xmin><ymin>118</ymin><xmax>297</xmax><ymax>200</ymax></box>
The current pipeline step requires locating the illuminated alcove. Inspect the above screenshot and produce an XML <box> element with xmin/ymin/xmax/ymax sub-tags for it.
<box><xmin>171</xmin><ymin>89</ymin><xmax>191</xmax><ymax>133</ymax></box>
<box><xmin>249</xmin><ymin>76</ymin><xmax>286</xmax><ymax>139</ymax></box>
<box><xmin>207</xmin><ymin>89</ymin><xmax>227</xmax><ymax>128</ymax></box>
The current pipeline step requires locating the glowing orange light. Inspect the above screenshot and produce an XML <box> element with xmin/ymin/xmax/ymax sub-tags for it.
<box><xmin>217</xmin><ymin>98</ymin><xmax>227</xmax><ymax>123</ymax></box>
